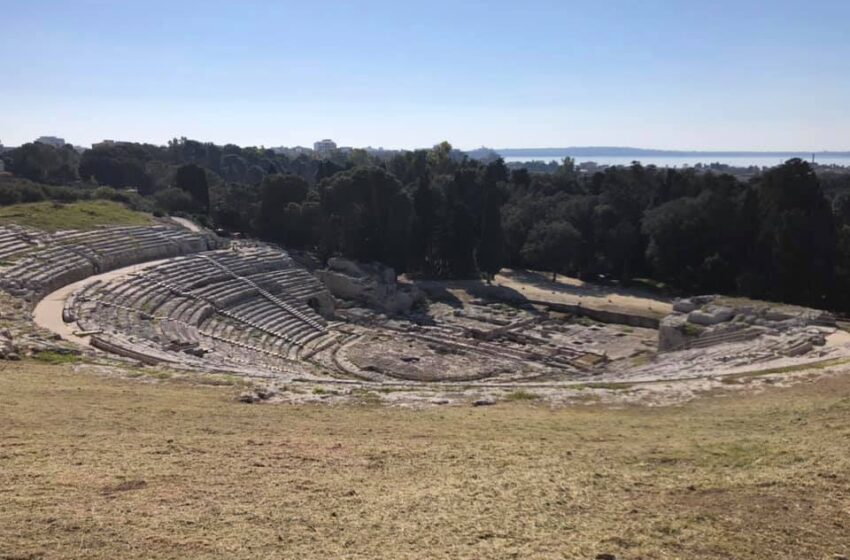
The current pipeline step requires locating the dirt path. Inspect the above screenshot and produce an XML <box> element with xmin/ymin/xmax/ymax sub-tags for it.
<box><xmin>170</xmin><ymin>216</ymin><xmax>202</xmax><ymax>232</ymax></box>
<box><xmin>32</xmin><ymin>258</ymin><xmax>173</xmax><ymax>348</ymax></box>
<box><xmin>494</xmin><ymin>269</ymin><xmax>672</xmax><ymax>318</ymax></box>
<box><xmin>413</xmin><ymin>269</ymin><xmax>672</xmax><ymax>319</ymax></box>
<box><xmin>33</xmin><ymin>215</ymin><xmax>203</xmax><ymax>349</ymax></box>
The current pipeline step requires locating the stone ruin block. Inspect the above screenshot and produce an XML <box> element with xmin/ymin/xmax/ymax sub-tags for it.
<box><xmin>687</xmin><ymin>306</ymin><xmax>734</xmax><ymax>326</ymax></box>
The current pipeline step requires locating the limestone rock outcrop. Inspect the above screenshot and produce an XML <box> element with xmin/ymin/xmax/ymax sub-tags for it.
<box><xmin>314</xmin><ymin>257</ymin><xmax>423</xmax><ymax>315</ymax></box>
<box><xmin>658</xmin><ymin>295</ymin><xmax>836</xmax><ymax>352</ymax></box>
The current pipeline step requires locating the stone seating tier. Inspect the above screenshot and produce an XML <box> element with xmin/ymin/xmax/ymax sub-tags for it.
<box><xmin>67</xmin><ymin>244</ymin><xmax>334</xmax><ymax>374</ymax></box>
<box><xmin>1</xmin><ymin>225</ymin><xmax>223</xmax><ymax>299</ymax></box>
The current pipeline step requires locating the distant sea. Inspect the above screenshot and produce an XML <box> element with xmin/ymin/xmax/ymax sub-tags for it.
<box><xmin>502</xmin><ymin>154</ymin><xmax>850</xmax><ymax>168</ymax></box>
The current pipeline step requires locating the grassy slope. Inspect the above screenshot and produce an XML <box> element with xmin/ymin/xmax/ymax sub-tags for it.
<box><xmin>1</xmin><ymin>362</ymin><xmax>849</xmax><ymax>559</ymax></box>
<box><xmin>0</xmin><ymin>200</ymin><xmax>152</xmax><ymax>231</ymax></box>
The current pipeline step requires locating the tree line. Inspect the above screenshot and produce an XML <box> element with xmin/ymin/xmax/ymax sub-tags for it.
<box><xmin>3</xmin><ymin>139</ymin><xmax>850</xmax><ymax>311</ymax></box>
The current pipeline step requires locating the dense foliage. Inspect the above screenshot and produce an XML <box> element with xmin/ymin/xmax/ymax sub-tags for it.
<box><xmin>4</xmin><ymin>138</ymin><xmax>850</xmax><ymax>311</ymax></box>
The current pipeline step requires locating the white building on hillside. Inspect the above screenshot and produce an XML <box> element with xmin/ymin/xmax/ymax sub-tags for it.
<box><xmin>313</xmin><ymin>139</ymin><xmax>337</xmax><ymax>155</ymax></box>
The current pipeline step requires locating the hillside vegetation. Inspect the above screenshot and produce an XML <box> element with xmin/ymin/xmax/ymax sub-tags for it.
<box><xmin>1</xmin><ymin>361</ymin><xmax>848</xmax><ymax>559</ymax></box>
<box><xmin>0</xmin><ymin>200</ymin><xmax>152</xmax><ymax>231</ymax></box>
<box><xmin>7</xmin><ymin>139</ymin><xmax>850</xmax><ymax>311</ymax></box>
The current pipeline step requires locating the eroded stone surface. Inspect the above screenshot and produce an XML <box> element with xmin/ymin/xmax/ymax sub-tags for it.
<box><xmin>3</xmin><ymin>222</ymin><xmax>849</xmax><ymax>405</ymax></box>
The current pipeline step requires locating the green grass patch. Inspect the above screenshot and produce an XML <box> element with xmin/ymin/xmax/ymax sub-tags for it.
<box><xmin>198</xmin><ymin>374</ymin><xmax>252</xmax><ymax>388</ymax></box>
<box><xmin>682</xmin><ymin>323</ymin><xmax>704</xmax><ymax>337</ymax></box>
<box><xmin>504</xmin><ymin>389</ymin><xmax>540</xmax><ymax>401</ymax></box>
<box><xmin>376</xmin><ymin>386</ymin><xmax>402</xmax><ymax>393</ymax></box>
<box><xmin>579</xmin><ymin>382</ymin><xmax>636</xmax><ymax>391</ymax></box>
<box><xmin>351</xmin><ymin>387</ymin><xmax>382</xmax><ymax>404</ymax></box>
<box><xmin>32</xmin><ymin>351</ymin><xmax>81</xmax><ymax>365</ymax></box>
<box><xmin>695</xmin><ymin>441</ymin><xmax>771</xmax><ymax>468</ymax></box>
<box><xmin>0</xmin><ymin>200</ymin><xmax>152</xmax><ymax>231</ymax></box>
<box><xmin>124</xmin><ymin>367</ymin><xmax>176</xmax><ymax>381</ymax></box>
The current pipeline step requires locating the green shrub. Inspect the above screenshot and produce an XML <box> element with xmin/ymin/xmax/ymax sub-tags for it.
<box><xmin>93</xmin><ymin>186</ymin><xmax>119</xmax><ymax>200</ymax></box>
<box><xmin>154</xmin><ymin>187</ymin><xmax>193</xmax><ymax>212</ymax></box>
<box><xmin>505</xmin><ymin>389</ymin><xmax>539</xmax><ymax>401</ymax></box>
<box><xmin>0</xmin><ymin>185</ymin><xmax>21</xmax><ymax>206</ymax></box>
<box><xmin>18</xmin><ymin>184</ymin><xmax>46</xmax><ymax>203</ymax></box>
<box><xmin>45</xmin><ymin>185</ymin><xmax>87</xmax><ymax>203</ymax></box>
<box><xmin>682</xmin><ymin>322</ymin><xmax>704</xmax><ymax>337</ymax></box>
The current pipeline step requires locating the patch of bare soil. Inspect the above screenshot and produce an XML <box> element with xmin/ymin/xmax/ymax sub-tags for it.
<box><xmin>495</xmin><ymin>269</ymin><xmax>672</xmax><ymax>318</ymax></box>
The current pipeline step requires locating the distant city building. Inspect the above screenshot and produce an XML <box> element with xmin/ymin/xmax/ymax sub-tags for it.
<box><xmin>271</xmin><ymin>145</ymin><xmax>314</xmax><ymax>157</ymax></box>
<box><xmin>313</xmin><ymin>139</ymin><xmax>337</xmax><ymax>155</ymax></box>
<box><xmin>93</xmin><ymin>140</ymin><xmax>116</xmax><ymax>149</ymax></box>
<box><xmin>35</xmin><ymin>136</ymin><xmax>66</xmax><ymax>148</ymax></box>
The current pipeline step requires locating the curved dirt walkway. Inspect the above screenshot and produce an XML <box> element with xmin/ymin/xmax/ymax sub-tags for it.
<box><xmin>170</xmin><ymin>216</ymin><xmax>202</xmax><ymax>232</ymax></box>
<box><xmin>33</xmin><ymin>258</ymin><xmax>173</xmax><ymax>348</ymax></box>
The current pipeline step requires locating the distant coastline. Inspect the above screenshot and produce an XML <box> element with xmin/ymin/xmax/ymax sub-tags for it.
<box><xmin>492</xmin><ymin>147</ymin><xmax>850</xmax><ymax>159</ymax></box>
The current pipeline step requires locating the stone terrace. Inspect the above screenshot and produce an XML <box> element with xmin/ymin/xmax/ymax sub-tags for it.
<box><xmin>68</xmin><ymin>245</ymin><xmax>338</xmax><ymax>377</ymax></box>
<box><xmin>0</xmin><ymin>225</ymin><xmax>222</xmax><ymax>300</ymax></box>
<box><xmin>0</xmin><ymin>224</ymin><xmax>47</xmax><ymax>262</ymax></box>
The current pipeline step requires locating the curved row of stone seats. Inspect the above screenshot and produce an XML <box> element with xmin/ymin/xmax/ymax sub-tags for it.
<box><xmin>0</xmin><ymin>225</ymin><xmax>223</xmax><ymax>300</ymax></box>
<box><xmin>2</xmin><ymin>246</ymin><xmax>95</xmax><ymax>298</ymax></box>
<box><xmin>53</xmin><ymin>225</ymin><xmax>218</xmax><ymax>271</ymax></box>
<box><xmin>76</xmin><ymin>294</ymin><xmax>299</xmax><ymax>375</ymax></box>
<box><xmin>211</xmin><ymin>298</ymin><xmax>314</xmax><ymax>348</ymax></box>
<box><xmin>0</xmin><ymin>225</ymin><xmax>42</xmax><ymax>260</ymax></box>
<box><xmin>193</xmin><ymin>267</ymin><xmax>332</xmax><ymax>358</ymax></box>
<box><xmin>68</xmin><ymin>244</ymin><xmax>335</xmax><ymax>373</ymax></box>
<box><xmin>229</xmin><ymin>287</ymin><xmax>322</xmax><ymax>338</ymax></box>
<box><xmin>198</xmin><ymin>252</ymin><xmax>328</xmax><ymax>332</ymax></box>
<box><xmin>254</xmin><ymin>268</ymin><xmax>329</xmax><ymax>303</ymax></box>
<box><xmin>74</xmin><ymin>285</ymin><xmax>170</xmax><ymax>345</ymax></box>
<box><xmin>90</xmin><ymin>332</ymin><xmax>190</xmax><ymax>366</ymax></box>
<box><xmin>684</xmin><ymin>326</ymin><xmax>766</xmax><ymax>350</ymax></box>
<box><xmin>88</xmin><ymin>328</ymin><xmax>291</xmax><ymax>378</ymax></box>
<box><xmin>139</xmin><ymin>247</ymin><xmax>329</xmax><ymax>333</ymax></box>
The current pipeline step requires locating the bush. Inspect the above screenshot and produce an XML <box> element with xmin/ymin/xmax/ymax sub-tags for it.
<box><xmin>122</xmin><ymin>191</ymin><xmax>153</xmax><ymax>213</ymax></box>
<box><xmin>93</xmin><ymin>186</ymin><xmax>119</xmax><ymax>200</ymax></box>
<box><xmin>45</xmin><ymin>185</ymin><xmax>87</xmax><ymax>203</ymax></box>
<box><xmin>153</xmin><ymin>187</ymin><xmax>193</xmax><ymax>213</ymax></box>
<box><xmin>0</xmin><ymin>185</ymin><xmax>21</xmax><ymax>206</ymax></box>
<box><xmin>18</xmin><ymin>184</ymin><xmax>46</xmax><ymax>203</ymax></box>
<box><xmin>504</xmin><ymin>389</ymin><xmax>540</xmax><ymax>401</ymax></box>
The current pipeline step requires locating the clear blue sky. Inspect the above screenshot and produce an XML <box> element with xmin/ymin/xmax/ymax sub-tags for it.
<box><xmin>2</xmin><ymin>0</ymin><xmax>849</xmax><ymax>150</ymax></box>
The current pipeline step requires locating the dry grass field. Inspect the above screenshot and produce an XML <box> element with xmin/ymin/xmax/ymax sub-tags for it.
<box><xmin>1</xmin><ymin>361</ymin><xmax>849</xmax><ymax>559</ymax></box>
